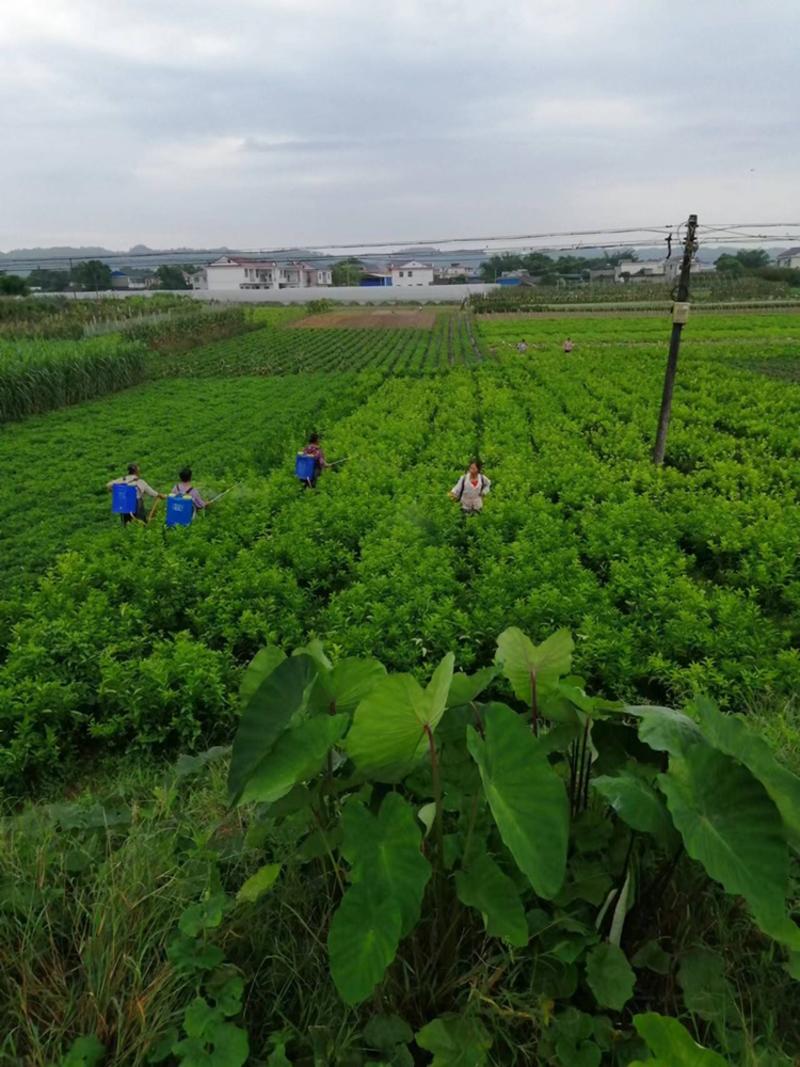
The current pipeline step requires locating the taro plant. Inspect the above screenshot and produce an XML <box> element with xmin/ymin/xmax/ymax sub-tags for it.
<box><xmin>222</xmin><ymin>627</ymin><xmax>800</xmax><ymax>1063</ymax></box>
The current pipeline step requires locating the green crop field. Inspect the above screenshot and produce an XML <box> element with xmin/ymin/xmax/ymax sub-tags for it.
<box><xmin>1</xmin><ymin>303</ymin><xmax>799</xmax><ymax>1066</ymax></box>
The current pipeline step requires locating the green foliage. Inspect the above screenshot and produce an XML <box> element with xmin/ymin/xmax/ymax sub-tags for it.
<box><xmin>346</xmin><ymin>653</ymin><xmax>454</xmax><ymax>781</ymax></box>
<box><xmin>585</xmin><ymin>943</ymin><xmax>636</xmax><ymax>1011</ymax></box>
<box><xmin>454</xmin><ymin>852</ymin><xmax>528</xmax><ymax>946</ymax></box>
<box><xmin>467</xmin><ymin>703</ymin><xmax>569</xmax><ymax>898</ymax></box>
<box><xmin>0</xmin><ymin>273</ymin><xmax>29</xmax><ymax>295</ymax></box>
<box><xmin>415</xmin><ymin>1014</ymin><xmax>491</xmax><ymax>1066</ymax></box>
<box><xmin>220</xmin><ymin>627</ymin><xmax>800</xmax><ymax>1056</ymax></box>
<box><xmin>631</xmin><ymin>1012</ymin><xmax>730</xmax><ymax>1065</ymax></box>
<box><xmin>56</xmin><ymin>1035</ymin><xmax>106</xmax><ymax>1067</ymax></box>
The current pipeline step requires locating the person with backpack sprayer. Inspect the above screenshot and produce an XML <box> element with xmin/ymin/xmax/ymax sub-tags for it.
<box><xmin>449</xmin><ymin>459</ymin><xmax>491</xmax><ymax>514</ymax></box>
<box><xmin>167</xmin><ymin>467</ymin><xmax>212</xmax><ymax>524</ymax></box>
<box><xmin>107</xmin><ymin>463</ymin><xmax>166</xmax><ymax>524</ymax></box>
<box><xmin>296</xmin><ymin>432</ymin><xmax>330</xmax><ymax>488</ymax></box>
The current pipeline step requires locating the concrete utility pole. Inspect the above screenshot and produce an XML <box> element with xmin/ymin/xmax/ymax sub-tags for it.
<box><xmin>652</xmin><ymin>213</ymin><xmax>698</xmax><ymax>465</ymax></box>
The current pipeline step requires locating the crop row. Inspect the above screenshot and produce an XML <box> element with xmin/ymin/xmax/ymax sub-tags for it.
<box><xmin>158</xmin><ymin>314</ymin><xmax>483</xmax><ymax>378</ymax></box>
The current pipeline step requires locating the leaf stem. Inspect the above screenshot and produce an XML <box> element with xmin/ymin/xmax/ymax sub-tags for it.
<box><xmin>425</xmin><ymin>724</ymin><xmax>445</xmax><ymax>877</ymax></box>
<box><xmin>529</xmin><ymin>670</ymin><xmax>539</xmax><ymax>736</ymax></box>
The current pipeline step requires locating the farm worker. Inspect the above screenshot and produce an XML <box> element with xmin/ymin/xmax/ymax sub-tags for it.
<box><xmin>563</xmin><ymin>338</ymin><xmax>574</xmax><ymax>354</ymax></box>
<box><xmin>302</xmin><ymin>433</ymin><xmax>329</xmax><ymax>488</ymax></box>
<box><xmin>449</xmin><ymin>460</ymin><xmax>491</xmax><ymax>514</ymax></box>
<box><xmin>516</xmin><ymin>339</ymin><xmax>528</xmax><ymax>353</ymax></box>
<box><xmin>170</xmin><ymin>467</ymin><xmax>210</xmax><ymax>517</ymax></box>
<box><xmin>106</xmin><ymin>463</ymin><xmax>165</xmax><ymax>524</ymax></box>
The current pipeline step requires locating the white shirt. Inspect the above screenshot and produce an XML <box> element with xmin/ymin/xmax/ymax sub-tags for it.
<box><xmin>107</xmin><ymin>473</ymin><xmax>158</xmax><ymax>500</ymax></box>
<box><xmin>451</xmin><ymin>472</ymin><xmax>491</xmax><ymax>511</ymax></box>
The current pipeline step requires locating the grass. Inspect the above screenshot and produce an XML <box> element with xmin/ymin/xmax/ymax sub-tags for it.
<box><xmin>3</xmin><ymin>749</ymin><xmax>799</xmax><ymax>1066</ymax></box>
<box><xmin>0</xmin><ymin>760</ymin><xmax>226</xmax><ymax>1066</ymax></box>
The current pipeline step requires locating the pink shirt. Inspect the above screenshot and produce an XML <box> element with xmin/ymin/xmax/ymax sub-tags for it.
<box><xmin>171</xmin><ymin>482</ymin><xmax>207</xmax><ymax>508</ymax></box>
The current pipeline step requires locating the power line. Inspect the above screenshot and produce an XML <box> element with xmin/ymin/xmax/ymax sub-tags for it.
<box><xmin>2</xmin><ymin>221</ymin><xmax>798</xmax><ymax>272</ymax></box>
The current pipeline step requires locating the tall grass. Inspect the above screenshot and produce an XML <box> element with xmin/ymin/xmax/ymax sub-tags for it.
<box><xmin>0</xmin><ymin>338</ymin><xmax>148</xmax><ymax>422</ymax></box>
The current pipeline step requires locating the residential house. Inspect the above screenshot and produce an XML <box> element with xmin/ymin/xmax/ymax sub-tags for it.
<box><xmin>388</xmin><ymin>261</ymin><xmax>434</xmax><ymax>287</ymax></box>
<box><xmin>110</xmin><ymin>269</ymin><xmax>129</xmax><ymax>289</ymax></box>
<box><xmin>777</xmin><ymin>248</ymin><xmax>800</xmax><ymax>269</ymax></box>
<box><xmin>185</xmin><ymin>270</ymin><xmax>208</xmax><ymax>289</ymax></box>
<box><xmin>205</xmin><ymin>256</ymin><xmax>332</xmax><ymax>291</ymax></box>
<box><xmin>614</xmin><ymin>259</ymin><xmax>677</xmax><ymax>283</ymax></box>
<box><xmin>433</xmin><ymin>263</ymin><xmax>479</xmax><ymax>282</ymax></box>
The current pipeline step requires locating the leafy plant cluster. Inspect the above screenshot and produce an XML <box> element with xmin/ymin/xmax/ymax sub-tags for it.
<box><xmin>208</xmin><ymin>625</ymin><xmax>800</xmax><ymax>1064</ymax></box>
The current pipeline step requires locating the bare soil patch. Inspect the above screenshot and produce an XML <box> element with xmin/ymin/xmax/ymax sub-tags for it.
<box><xmin>292</xmin><ymin>309</ymin><xmax>437</xmax><ymax>329</ymax></box>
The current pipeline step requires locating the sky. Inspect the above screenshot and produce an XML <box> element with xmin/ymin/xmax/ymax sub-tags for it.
<box><xmin>2</xmin><ymin>0</ymin><xmax>799</xmax><ymax>251</ymax></box>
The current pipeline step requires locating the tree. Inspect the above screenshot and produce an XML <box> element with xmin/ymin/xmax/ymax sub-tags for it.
<box><xmin>0</xmin><ymin>273</ymin><xmax>29</xmax><ymax>295</ymax></box>
<box><xmin>71</xmin><ymin>260</ymin><xmax>112</xmax><ymax>291</ymax></box>
<box><xmin>27</xmin><ymin>268</ymin><xmax>71</xmax><ymax>292</ymax></box>
<box><xmin>735</xmin><ymin>248</ymin><xmax>770</xmax><ymax>270</ymax></box>
<box><xmin>156</xmin><ymin>264</ymin><xmax>192</xmax><ymax>290</ymax></box>
<box><xmin>714</xmin><ymin>254</ymin><xmax>746</xmax><ymax>276</ymax></box>
<box><xmin>331</xmin><ymin>258</ymin><xmax>365</xmax><ymax>286</ymax></box>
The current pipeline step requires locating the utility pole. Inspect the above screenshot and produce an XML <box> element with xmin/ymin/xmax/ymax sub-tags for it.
<box><xmin>652</xmin><ymin>213</ymin><xmax>698</xmax><ymax>465</ymax></box>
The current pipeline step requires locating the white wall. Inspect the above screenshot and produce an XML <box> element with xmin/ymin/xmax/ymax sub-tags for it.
<box><xmin>62</xmin><ymin>284</ymin><xmax>498</xmax><ymax>304</ymax></box>
<box><xmin>205</xmin><ymin>266</ymin><xmax>247</xmax><ymax>291</ymax></box>
<box><xmin>390</xmin><ymin>266</ymin><xmax>434</xmax><ymax>287</ymax></box>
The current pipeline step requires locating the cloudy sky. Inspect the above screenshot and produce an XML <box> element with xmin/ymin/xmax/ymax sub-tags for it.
<box><xmin>2</xmin><ymin>0</ymin><xmax>798</xmax><ymax>251</ymax></box>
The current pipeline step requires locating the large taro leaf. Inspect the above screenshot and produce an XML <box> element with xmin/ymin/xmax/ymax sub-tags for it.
<box><xmin>346</xmin><ymin>653</ymin><xmax>455</xmax><ymax>781</ymax></box>
<box><xmin>693</xmin><ymin>696</ymin><xmax>800</xmax><ymax>849</ymax></box>
<box><xmin>341</xmin><ymin>793</ymin><xmax>431</xmax><ymax>936</ymax></box>
<box><xmin>630</xmin><ymin>1012</ymin><xmax>730</xmax><ymax>1066</ymax></box>
<box><xmin>592</xmin><ymin>772</ymin><xmax>678</xmax><ymax>851</ymax></box>
<box><xmin>228</xmin><ymin>654</ymin><xmax>317</xmax><ymax>803</ymax></box>
<box><xmin>308</xmin><ymin>656</ymin><xmax>387</xmax><ymax>717</ymax></box>
<box><xmin>415</xmin><ymin>1014</ymin><xmax>492</xmax><ymax>1067</ymax></box>
<box><xmin>495</xmin><ymin>628</ymin><xmax>573</xmax><ymax>708</ymax></box>
<box><xmin>659</xmin><ymin>746</ymin><xmax>789</xmax><ymax>925</ymax></box>
<box><xmin>466</xmin><ymin>703</ymin><xmax>568</xmax><ymax>899</ymax></box>
<box><xmin>455</xmin><ymin>852</ymin><xmax>528</xmax><ymax>947</ymax></box>
<box><xmin>627</xmin><ymin>705</ymin><xmax>704</xmax><ymax>759</ymax></box>
<box><xmin>447</xmin><ymin>667</ymin><xmax>497</xmax><ymax>710</ymax></box>
<box><xmin>239</xmin><ymin>647</ymin><xmax>286</xmax><ymax>710</ymax></box>
<box><xmin>239</xmin><ymin>714</ymin><xmax>348</xmax><ymax>805</ymax></box>
<box><xmin>585</xmin><ymin>943</ymin><xmax>636</xmax><ymax>1011</ymax></box>
<box><xmin>328</xmin><ymin>881</ymin><xmax>402</xmax><ymax>1006</ymax></box>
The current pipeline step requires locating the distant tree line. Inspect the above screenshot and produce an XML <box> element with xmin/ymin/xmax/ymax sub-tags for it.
<box><xmin>714</xmin><ymin>248</ymin><xmax>800</xmax><ymax>286</ymax></box>
<box><xmin>478</xmin><ymin>249</ymin><xmax>638</xmax><ymax>284</ymax></box>
<box><xmin>0</xmin><ymin>261</ymin><xmax>199</xmax><ymax>296</ymax></box>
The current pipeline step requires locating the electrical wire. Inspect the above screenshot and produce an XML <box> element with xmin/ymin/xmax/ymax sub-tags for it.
<box><xmin>3</xmin><ymin>221</ymin><xmax>798</xmax><ymax>272</ymax></box>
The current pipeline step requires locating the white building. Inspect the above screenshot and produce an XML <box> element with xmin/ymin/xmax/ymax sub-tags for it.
<box><xmin>186</xmin><ymin>270</ymin><xmax>207</xmax><ymax>289</ymax></box>
<box><xmin>615</xmin><ymin>259</ymin><xmax>678</xmax><ymax>283</ymax></box>
<box><xmin>777</xmin><ymin>248</ymin><xmax>800</xmax><ymax>269</ymax></box>
<box><xmin>204</xmin><ymin>256</ymin><xmax>332</xmax><ymax>291</ymax></box>
<box><xmin>387</xmin><ymin>260</ymin><xmax>434</xmax><ymax>287</ymax></box>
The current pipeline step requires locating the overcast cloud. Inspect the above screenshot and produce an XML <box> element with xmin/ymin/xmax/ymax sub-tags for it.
<box><xmin>1</xmin><ymin>0</ymin><xmax>798</xmax><ymax>250</ymax></box>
